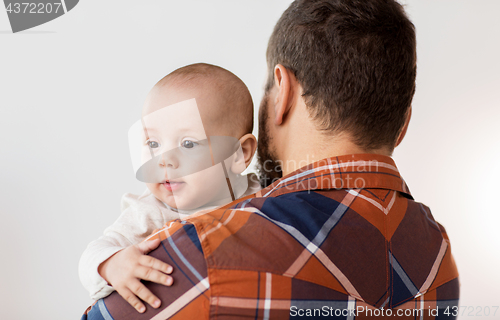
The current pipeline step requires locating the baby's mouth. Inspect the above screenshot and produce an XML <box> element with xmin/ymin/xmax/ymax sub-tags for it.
<box><xmin>162</xmin><ymin>180</ymin><xmax>185</xmax><ymax>192</ymax></box>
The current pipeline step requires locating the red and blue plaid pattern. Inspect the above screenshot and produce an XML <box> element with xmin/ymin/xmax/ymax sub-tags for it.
<box><xmin>82</xmin><ymin>154</ymin><xmax>459</xmax><ymax>319</ymax></box>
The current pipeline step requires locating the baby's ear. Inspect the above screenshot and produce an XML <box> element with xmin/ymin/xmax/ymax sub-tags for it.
<box><xmin>230</xmin><ymin>144</ymin><xmax>246</xmax><ymax>175</ymax></box>
<box><xmin>230</xmin><ymin>134</ymin><xmax>257</xmax><ymax>175</ymax></box>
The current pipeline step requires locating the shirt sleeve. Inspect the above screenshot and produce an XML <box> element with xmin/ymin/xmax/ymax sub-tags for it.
<box><xmin>78</xmin><ymin>193</ymin><xmax>170</xmax><ymax>300</ymax></box>
<box><xmin>81</xmin><ymin>221</ymin><xmax>211</xmax><ymax>320</ymax></box>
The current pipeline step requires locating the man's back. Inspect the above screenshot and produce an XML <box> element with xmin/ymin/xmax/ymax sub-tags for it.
<box><xmin>83</xmin><ymin>154</ymin><xmax>459</xmax><ymax>319</ymax></box>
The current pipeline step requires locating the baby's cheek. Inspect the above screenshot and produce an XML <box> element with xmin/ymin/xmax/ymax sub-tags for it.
<box><xmin>209</xmin><ymin>168</ymin><xmax>234</xmax><ymax>198</ymax></box>
<box><xmin>185</xmin><ymin>170</ymin><xmax>215</xmax><ymax>196</ymax></box>
<box><xmin>145</xmin><ymin>182</ymin><xmax>157</xmax><ymax>194</ymax></box>
<box><xmin>188</xmin><ymin>166</ymin><xmax>226</xmax><ymax>201</ymax></box>
<box><xmin>146</xmin><ymin>183</ymin><xmax>164</xmax><ymax>200</ymax></box>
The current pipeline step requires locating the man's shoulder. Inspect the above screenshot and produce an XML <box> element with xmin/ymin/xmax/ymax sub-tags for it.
<box><xmin>182</xmin><ymin>187</ymin><xmax>352</xmax><ymax>234</ymax></box>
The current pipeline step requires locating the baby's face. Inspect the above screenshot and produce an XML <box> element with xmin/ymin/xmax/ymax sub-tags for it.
<box><xmin>138</xmin><ymin>90</ymin><xmax>243</xmax><ymax>210</ymax></box>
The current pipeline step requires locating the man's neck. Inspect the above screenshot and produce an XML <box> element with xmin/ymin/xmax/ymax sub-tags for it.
<box><xmin>272</xmin><ymin>89</ymin><xmax>393</xmax><ymax>176</ymax></box>
<box><xmin>280</xmin><ymin>133</ymin><xmax>391</xmax><ymax>176</ymax></box>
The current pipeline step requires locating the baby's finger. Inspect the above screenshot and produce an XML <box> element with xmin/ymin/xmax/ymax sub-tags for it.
<box><xmin>129</xmin><ymin>278</ymin><xmax>162</xmax><ymax>310</ymax></box>
<box><xmin>135</xmin><ymin>265</ymin><xmax>173</xmax><ymax>287</ymax></box>
<box><xmin>139</xmin><ymin>255</ymin><xmax>173</xmax><ymax>274</ymax></box>
<box><xmin>116</xmin><ymin>286</ymin><xmax>147</xmax><ymax>313</ymax></box>
<box><xmin>137</xmin><ymin>239</ymin><xmax>161</xmax><ymax>254</ymax></box>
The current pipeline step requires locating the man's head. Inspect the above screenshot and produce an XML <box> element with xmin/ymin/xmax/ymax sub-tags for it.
<box><xmin>139</xmin><ymin>63</ymin><xmax>257</xmax><ymax>210</ymax></box>
<box><xmin>258</xmin><ymin>0</ymin><xmax>416</xmax><ymax>187</ymax></box>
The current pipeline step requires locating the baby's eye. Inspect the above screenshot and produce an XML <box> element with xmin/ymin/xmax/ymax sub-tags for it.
<box><xmin>181</xmin><ymin>140</ymin><xmax>198</xmax><ymax>149</ymax></box>
<box><xmin>147</xmin><ymin>140</ymin><xmax>160</xmax><ymax>148</ymax></box>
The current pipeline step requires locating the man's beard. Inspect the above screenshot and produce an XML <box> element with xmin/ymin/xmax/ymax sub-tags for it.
<box><xmin>256</xmin><ymin>92</ymin><xmax>283</xmax><ymax>188</ymax></box>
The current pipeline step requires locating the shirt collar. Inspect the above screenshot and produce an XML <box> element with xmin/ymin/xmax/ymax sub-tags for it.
<box><xmin>259</xmin><ymin>154</ymin><xmax>412</xmax><ymax>200</ymax></box>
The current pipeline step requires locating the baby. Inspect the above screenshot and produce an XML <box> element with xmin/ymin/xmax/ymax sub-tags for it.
<box><xmin>79</xmin><ymin>63</ymin><xmax>260</xmax><ymax>313</ymax></box>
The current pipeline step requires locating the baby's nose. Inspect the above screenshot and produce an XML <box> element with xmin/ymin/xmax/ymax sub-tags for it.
<box><xmin>159</xmin><ymin>150</ymin><xmax>180</xmax><ymax>169</ymax></box>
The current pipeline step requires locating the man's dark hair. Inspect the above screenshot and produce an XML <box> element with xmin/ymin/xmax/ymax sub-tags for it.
<box><xmin>266</xmin><ymin>0</ymin><xmax>416</xmax><ymax>151</ymax></box>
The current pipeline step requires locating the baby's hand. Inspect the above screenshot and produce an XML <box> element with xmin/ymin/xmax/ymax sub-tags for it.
<box><xmin>98</xmin><ymin>239</ymin><xmax>173</xmax><ymax>313</ymax></box>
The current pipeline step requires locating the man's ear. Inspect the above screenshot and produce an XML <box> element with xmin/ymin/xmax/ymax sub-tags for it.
<box><xmin>395</xmin><ymin>107</ymin><xmax>412</xmax><ymax>147</ymax></box>
<box><xmin>273</xmin><ymin>64</ymin><xmax>295</xmax><ymax>126</ymax></box>
<box><xmin>230</xmin><ymin>133</ymin><xmax>257</xmax><ymax>174</ymax></box>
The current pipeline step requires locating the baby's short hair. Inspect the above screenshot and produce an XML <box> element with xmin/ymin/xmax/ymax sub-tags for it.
<box><xmin>157</xmin><ymin>63</ymin><xmax>254</xmax><ymax>137</ymax></box>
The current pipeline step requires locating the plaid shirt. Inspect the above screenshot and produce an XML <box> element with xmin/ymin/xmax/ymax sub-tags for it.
<box><xmin>82</xmin><ymin>154</ymin><xmax>459</xmax><ymax>319</ymax></box>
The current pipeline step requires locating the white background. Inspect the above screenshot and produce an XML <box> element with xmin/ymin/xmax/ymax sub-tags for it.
<box><xmin>0</xmin><ymin>1</ymin><xmax>499</xmax><ymax>319</ymax></box>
